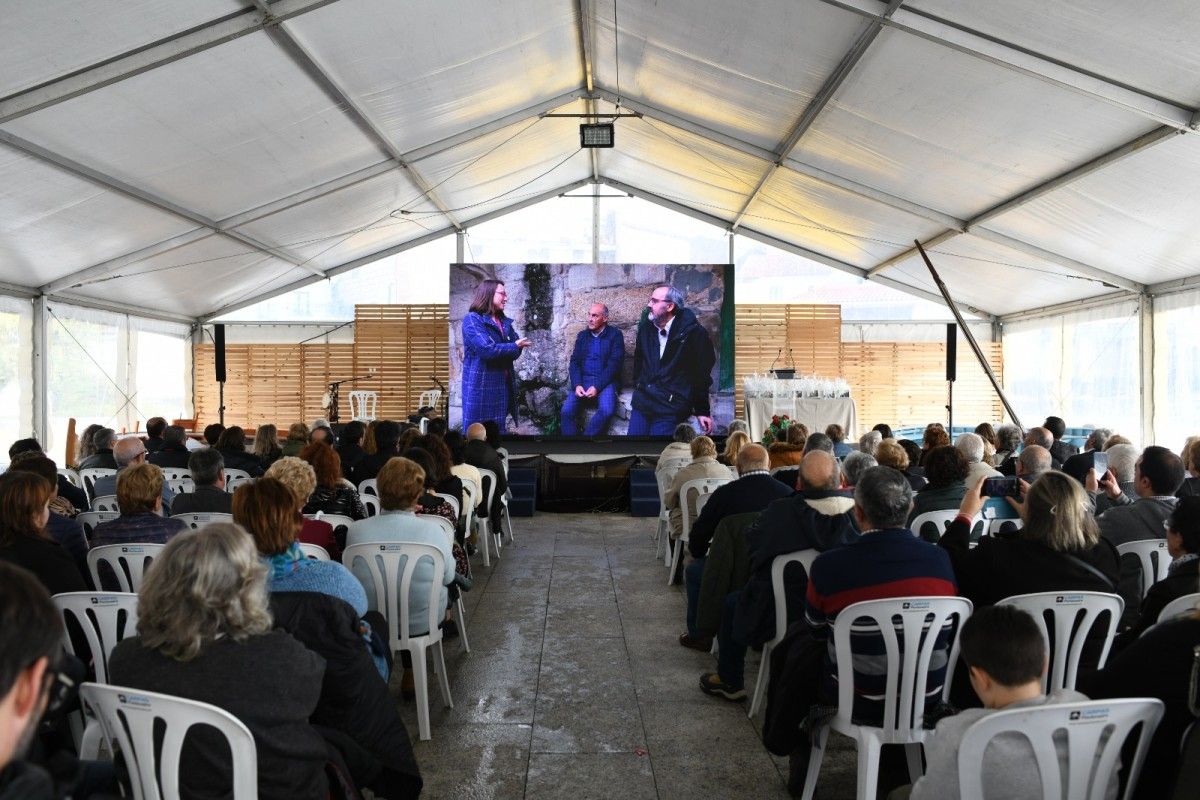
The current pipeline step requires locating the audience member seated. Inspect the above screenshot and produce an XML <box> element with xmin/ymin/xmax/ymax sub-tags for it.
<box><xmin>656</xmin><ymin>423</ymin><xmax>696</xmax><ymax>478</ymax></box>
<box><xmin>426</xmin><ymin>417</ymin><xmax>449</xmax><ymax>438</ymax></box>
<box><xmin>840</xmin><ymin>451</ymin><xmax>876</xmax><ymax>488</ymax></box>
<box><xmin>858</xmin><ymin>430</ymin><xmax>882</xmax><ymax>457</ymax></box>
<box><xmin>6</xmin><ymin>455</ymin><xmax>89</xmax><ymax>581</ymax></box>
<box><xmin>1084</xmin><ymin>427</ymin><xmax>1113</xmax><ymax>453</ymax></box>
<box><xmin>282</xmin><ymin>422</ymin><xmax>309</xmax><ymax>457</ymax></box>
<box><xmin>717</xmin><ymin>431</ymin><xmax>750</xmax><ymax>466</ymax></box>
<box><xmin>202</xmin><ymin>422</ymin><xmax>225</xmax><ymax>446</ymax></box>
<box><xmin>109</xmin><ymin>524</ymin><xmax>330</xmax><ymax>800</ymax></box>
<box><xmin>665</xmin><ymin>436</ymin><xmax>730</xmax><ymax>549</ymax></box>
<box><xmin>768</xmin><ymin>423</ymin><xmax>807</xmax><ymax>470</ymax></box>
<box><xmin>8</xmin><ymin>438</ymin><xmax>88</xmax><ymax>511</ymax></box>
<box><xmin>992</xmin><ymin>423</ymin><xmax>1022</xmax><ymax>467</ymax></box>
<box><xmin>1117</xmin><ymin>496</ymin><xmax>1200</xmax><ymax>644</ymax></box>
<box><xmin>265</xmin><ymin>457</ymin><xmax>340</xmax><ymax>561</ymax></box>
<box><xmin>803</xmin><ymin>433</ymin><xmax>833</xmax><ymax>455</ymax></box>
<box><xmin>909</xmin><ymin>445</ymin><xmax>969</xmax><ymax>539</ymax></box>
<box><xmin>169</xmin><ymin>448</ymin><xmax>233</xmax><ymax>515</ymax></box>
<box><xmin>72</xmin><ymin>422</ymin><xmax>104</xmax><ymax>468</ymax></box>
<box><xmin>147</xmin><ymin>424</ymin><xmax>192</xmax><ymax>470</ymax></box>
<box><xmin>397</xmin><ymin>426</ymin><xmax>421</xmax><ymax>454</ymax></box>
<box><xmin>92</xmin><ymin>437</ymin><xmax>175</xmax><ymax>513</ymax></box>
<box><xmin>973</xmin><ymin>422</ymin><xmax>998</xmax><ymax>461</ymax></box>
<box><xmin>345</xmin><ymin>457</ymin><xmax>456</xmax><ymax>695</ymax></box>
<box><xmin>680</xmin><ymin>444</ymin><xmax>791</xmax><ymax>651</ymax></box>
<box><xmin>700</xmin><ymin>451</ymin><xmax>858</xmax><ymax>701</ymax></box>
<box><xmin>463</xmin><ymin>422</ymin><xmax>507</xmax><ymax>523</ymax></box>
<box><xmin>955</xmin><ymin>432</ymin><xmax>1001</xmax><ymax>486</ymax></box>
<box><xmin>918</xmin><ymin>423</ymin><xmax>950</xmax><ymax>467</ymax></box>
<box><xmin>897</xmin><ymin>439</ymin><xmax>924</xmax><ymax>476</ymax></box>
<box><xmin>300</xmin><ymin>442</ymin><xmax>367</xmax><ymax>521</ymax></box>
<box><xmin>1014</xmin><ymin>444</ymin><xmax>1052</xmax><ymax>487</ymax></box>
<box><xmin>335</xmin><ymin>420</ymin><xmax>367</xmax><ymax>478</ymax></box>
<box><xmin>445</xmin><ymin>431</ymin><xmax>482</xmax><ymax>519</ymax></box>
<box><xmin>872</xmin><ymin>423</ymin><xmax>893</xmax><ymax>440</ymax></box>
<box><xmin>76</xmin><ymin>427</ymin><xmax>117</xmax><ymax>471</ymax></box>
<box><xmin>999</xmin><ymin>426</ymin><xmax>1060</xmax><ymax>476</ymax></box>
<box><xmin>89</xmin><ymin>464</ymin><xmax>188</xmax><ymax>553</ymax></box>
<box><xmin>309</xmin><ymin>425</ymin><xmax>334</xmax><ymax>446</ymax></box>
<box><xmin>215</xmin><ymin>425</ymin><xmax>264</xmax><ymax>477</ymax></box>
<box><xmin>0</xmin><ymin>471</ymin><xmax>86</xmax><ymax>595</ymax></box>
<box><xmin>1096</xmin><ymin>445</ymin><xmax>1183</xmax><ymax>622</ymax></box>
<box><xmin>482</xmin><ymin>420</ymin><xmax>503</xmax><ymax>450</ymax></box>
<box><xmin>876</xmin><ymin>439</ymin><xmax>925</xmax><ymax>491</ymax></box>
<box><xmin>898</xmin><ymin>605</ymin><xmax>1113</xmax><ymax>800</ymax></box>
<box><xmin>402</xmin><ymin>448</ymin><xmax>458</xmax><ymax>528</ymax></box>
<box><xmin>253</xmin><ymin>423</ymin><xmax>283</xmax><ymax>471</ymax></box>
<box><xmin>825</xmin><ymin>424</ymin><xmax>852</xmax><ymax>458</ymax></box>
<box><xmin>143</xmin><ymin>416</ymin><xmax>167</xmax><ymax>453</ymax></box>
<box><xmin>412</xmin><ymin>435</ymin><xmax>465</xmax><ymax>521</ymax></box>
<box><xmin>728</xmin><ymin>419</ymin><xmax>749</xmax><ymax>435</ymax></box>
<box><xmin>1044</xmin><ymin>415</ymin><xmax>1079</xmax><ymax>465</ymax></box>
<box><xmin>1177</xmin><ymin>436</ymin><xmax>1200</xmax><ymax>498</ymax></box>
<box><xmin>1091</xmin><ymin>442</ymin><xmax>1138</xmax><ymax>515</ymax></box>
<box><xmin>354</xmin><ymin>420</ymin><xmax>402</xmax><ymax>484</ymax></box>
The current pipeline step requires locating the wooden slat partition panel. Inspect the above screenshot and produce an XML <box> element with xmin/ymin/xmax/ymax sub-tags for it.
<box><xmin>352</xmin><ymin>305</ymin><xmax>449</xmax><ymax>420</ymax></box>
<box><xmin>734</xmin><ymin>305</ymin><xmax>842</xmax><ymax>414</ymax></box>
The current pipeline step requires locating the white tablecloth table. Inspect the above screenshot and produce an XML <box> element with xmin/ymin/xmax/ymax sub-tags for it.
<box><xmin>745</xmin><ymin>396</ymin><xmax>857</xmax><ymax>442</ymax></box>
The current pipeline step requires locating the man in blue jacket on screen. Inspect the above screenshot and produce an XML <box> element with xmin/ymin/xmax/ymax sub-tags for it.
<box><xmin>629</xmin><ymin>285</ymin><xmax>716</xmax><ymax>436</ymax></box>
<box><xmin>560</xmin><ymin>303</ymin><xmax>625</xmax><ymax>436</ymax></box>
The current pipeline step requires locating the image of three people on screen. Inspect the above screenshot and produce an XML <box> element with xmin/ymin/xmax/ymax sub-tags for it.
<box><xmin>460</xmin><ymin>280</ymin><xmax>716</xmax><ymax>437</ymax></box>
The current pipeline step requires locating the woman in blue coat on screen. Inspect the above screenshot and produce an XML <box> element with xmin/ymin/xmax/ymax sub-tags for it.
<box><xmin>461</xmin><ymin>279</ymin><xmax>531</xmax><ymax>430</ymax></box>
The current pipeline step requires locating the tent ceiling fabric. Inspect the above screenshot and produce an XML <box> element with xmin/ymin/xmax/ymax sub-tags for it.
<box><xmin>0</xmin><ymin>0</ymin><xmax>1196</xmax><ymax>322</ymax></box>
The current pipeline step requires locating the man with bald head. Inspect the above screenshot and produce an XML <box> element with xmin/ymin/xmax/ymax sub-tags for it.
<box><xmin>699</xmin><ymin>450</ymin><xmax>860</xmax><ymax>701</ymax></box>
<box><xmin>679</xmin><ymin>443</ymin><xmax>793</xmax><ymax>650</ymax></box>
<box><xmin>91</xmin><ymin>435</ymin><xmax>175</xmax><ymax>513</ymax></box>
<box><xmin>463</xmin><ymin>421</ymin><xmax>507</xmax><ymax>523</ymax></box>
<box><xmin>998</xmin><ymin>426</ymin><xmax>1063</xmax><ymax>476</ymax></box>
<box><xmin>561</xmin><ymin>303</ymin><xmax>625</xmax><ymax>437</ymax></box>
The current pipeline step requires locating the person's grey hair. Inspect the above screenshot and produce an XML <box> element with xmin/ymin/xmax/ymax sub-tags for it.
<box><xmin>736</xmin><ymin>443</ymin><xmax>770</xmax><ymax>474</ymax></box>
<box><xmin>842</xmin><ymin>451</ymin><xmax>878</xmax><ymax>486</ymax></box>
<box><xmin>673</xmin><ymin>423</ymin><xmax>697</xmax><ymax>443</ymax></box>
<box><xmin>163</xmin><ymin>425</ymin><xmax>187</xmax><ymax>446</ymax></box>
<box><xmin>188</xmin><ymin>447</ymin><xmax>224</xmax><ymax>486</ymax></box>
<box><xmin>1025</xmin><ymin>427</ymin><xmax>1053</xmax><ymax>449</ymax></box>
<box><xmin>1106</xmin><ymin>443</ymin><xmax>1139</xmax><ymax>484</ymax></box>
<box><xmin>727</xmin><ymin>419</ymin><xmax>749</xmax><ymax>435</ymax></box>
<box><xmin>311</xmin><ymin>418</ymin><xmax>330</xmax><ymax>431</ymax></box>
<box><xmin>854</xmin><ymin>466</ymin><xmax>914</xmax><ymax>529</ymax></box>
<box><xmin>1086</xmin><ymin>428</ymin><xmax>1112</xmax><ymax>452</ymax></box>
<box><xmin>135</xmin><ymin>523</ymin><xmax>272</xmax><ymax>662</ymax></box>
<box><xmin>858</xmin><ymin>430</ymin><xmax>882</xmax><ymax>455</ymax></box>
<box><xmin>804</xmin><ymin>433</ymin><xmax>834</xmax><ymax>454</ymax></box>
<box><xmin>93</xmin><ymin>427</ymin><xmax>116</xmax><ymax>451</ymax></box>
<box><xmin>1018</xmin><ymin>445</ymin><xmax>1051</xmax><ymax>481</ymax></box>
<box><xmin>662</xmin><ymin>285</ymin><xmax>685</xmax><ymax>308</ymax></box>
<box><xmin>954</xmin><ymin>432</ymin><xmax>985</xmax><ymax>464</ymax></box>
<box><xmin>995</xmin><ymin>424</ymin><xmax>1022</xmax><ymax>453</ymax></box>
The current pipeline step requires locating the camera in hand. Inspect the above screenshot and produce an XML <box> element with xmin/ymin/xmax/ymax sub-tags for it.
<box><xmin>981</xmin><ymin>476</ymin><xmax>1021</xmax><ymax>498</ymax></box>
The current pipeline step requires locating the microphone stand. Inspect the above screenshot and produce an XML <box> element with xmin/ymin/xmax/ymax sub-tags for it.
<box><xmin>326</xmin><ymin>373</ymin><xmax>374</xmax><ymax>424</ymax></box>
<box><xmin>429</xmin><ymin>376</ymin><xmax>448</xmax><ymax>419</ymax></box>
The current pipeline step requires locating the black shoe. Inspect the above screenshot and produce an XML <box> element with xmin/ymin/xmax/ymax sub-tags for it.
<box><xmin>441</xmin><ymin>619</ymin><xmax>459</xmax><ymax>639</ymax></box>
<box><xmin>699</xmin><ymin>672</ymin><xmax>746</xmax><ymax>701</ymax></box>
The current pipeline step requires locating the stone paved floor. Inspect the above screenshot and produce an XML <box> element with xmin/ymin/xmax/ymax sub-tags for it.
<box><xmin>390</xmin><ymin>512</ymin><xmax>859</xmax><ymax>800</ymax></box>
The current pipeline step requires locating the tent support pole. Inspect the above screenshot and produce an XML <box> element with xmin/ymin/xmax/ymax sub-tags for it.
<box><xmin>1138</xmin><ymin>294</ymin><xmax>1155</xmax><ymax>445</ymax></box>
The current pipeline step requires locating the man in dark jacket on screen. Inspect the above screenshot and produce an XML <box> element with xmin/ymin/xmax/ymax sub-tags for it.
<box><xmin>560</xmin><ymin>303</ymin><xmax>625</xmax><ymax>436</ymax></box>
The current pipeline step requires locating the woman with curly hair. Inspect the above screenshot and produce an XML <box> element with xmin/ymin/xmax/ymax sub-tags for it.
<box><xmin>908</xmin><ymin>445</ymin><xmax>969</xmax><ymax>540</ymax></box>
<box><xmin>919</xmin><ymin>423</ymin><xmax>951</xmax><ymax>467</ymax></box>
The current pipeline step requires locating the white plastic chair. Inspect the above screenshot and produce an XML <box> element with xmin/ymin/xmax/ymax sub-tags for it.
<box><xmin>164</xmin><ymin>478</ymin><xmax>194</xmax><ymax>495</ymax></box>
<box><xmin>417</xmin><ymin>389</ymin><xmax>442</xmax><ymax>412</ymax></box>
<box><xmin>359</xmin><ymin>478</ymin><xmax>378</xmax><ymax>497</ymax></box>
<box><xmin>1156</xmin><ymin>592</ymin><xmax>1200</xmax><ymax>623</ymax></box>
<box><xmin>87</xmin><ymin>543</ymin><xmax>166</xmax><ymax>593</ymax></box>
<box><xmin>80</xmin><ymin>468</ymin><xmax>117</xmax><ymax>501</ymax></box>
<box><xmin>362</xmin><ymin>494</ymin><xmax>380</xmax><ymax>517</ymax></box>
<box><xmin>52</xmin><ymin>592</ymin><xmax>139</xmax><ymax>758</ymax></box>
<box><xmin>157</xmin><ymin>468</ymin><xmax>190</xmax><ymax>482</ymax></box>
<box><xmin>431</xmin><ymin>491</ymin><xmax>461</xmax><ymax>519</ymax></box>
<box><xmin>459</xmin><ymin>481</ymin><xmax>477</xmax><ymax>544</ymax></box>
<box><xmin>987</xmin><ymin>516</ymin><xmax>1023</xmax><ymax>536</ymax></box>
<box><xmin>91</xmin><ymin>494</ymin><xmax>120</xmax><ymax>512</ymax></box>
<box><xmin>343</xmin><ymin>542</ymin><xmax>452</xmax><ymax>740</ymax></box>
<box><xmin>58</xmin><ymin>467</ymin><xmax>82</xmax><ymax>487</ymax></box>
<box><xmin>997</xmin><ymin>591</ymin><xmax>1124</xmax><ymax>692</ymax></box>
<box><xmin>1116</xmin><ymin>539</ymin><xmax>1172</xmax><ymax>601</ymax></box>
<box><xmin>654</xmin><ymin>458</ymin><xmax>691</xmax><ymax>560</ymax></box>
<box><xmin>909</xmin><ymin>509</ymin><xmax>984</xmax><ymax>542</ymax></box>
<box><xmin>76</xmin><ymin>511</ymin><xmax>119</xmax><ymax>539</ymax></box>
<box><xmin>475</xmin><ymin>469</ymin><xmax>502</xmax><ymax>564</ymax></box>
<box><xmin>957</xmin><ymin>698</ymin><xmax>1164</xmax><ymax>800</ymax></box>
<box><xmin>170</xmin><ymin>512</ymin><xmax>234</xmax><ymax>530</ymax></box>
<box><xmin>80</xmin><ymin>682</ymin><xmax>258</xmax><ymax>800</ymax></box>
<box><xmin>305</xmin><ymin>512</ymin><xmax>355</xmax><ymax>532</ymax></box>
<box><xmin>349</xmin><ymin>390</ymin><xmax>378</xmax><ymax>422</ymax></box>
<box><xmin>298</xmin><ymin>543</ymin><xmax>330</xmax><ymax>561</ymax></box>
<box><xmin>668</xmin><ymin>477</ymin><xmax>731</xmax><ymax>586</ymax></box>
<box><xmin>748</xmin><ymin>549</ymin><xmax>819</xmax><ymax>718</ymax></box>
<box><xmin>799</xmin><ymin>596</ymin><xmax>974</xmax><ymax>800</ymax></box>
<box><xmin>223</xmin><ymin>469</ymin><xmax>253</xmax><ymax>492</ymax></box>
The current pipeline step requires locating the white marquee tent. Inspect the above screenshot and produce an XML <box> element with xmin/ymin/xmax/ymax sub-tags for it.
<box><xmin>2</xmin><ymin>0</ymin><xmax>1199</xmax><ymax>449</ymax></box>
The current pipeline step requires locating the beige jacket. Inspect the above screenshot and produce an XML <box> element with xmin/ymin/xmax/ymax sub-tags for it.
<box><xmin>665</xmin><ymin>456</ymin><xmax>735</xmax><ymax>540</ymax></box>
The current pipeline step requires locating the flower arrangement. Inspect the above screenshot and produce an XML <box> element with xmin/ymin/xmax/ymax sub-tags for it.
<box><xmin>762</xmin><ymin>414</ymin><xmax>794</xmax><ymax>447</ymax></box>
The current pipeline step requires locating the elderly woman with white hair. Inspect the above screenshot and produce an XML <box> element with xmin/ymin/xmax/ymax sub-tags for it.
<box><xmin>109</xmin><ymin>524</ymin><xmax>330</xmax><ymax>800</ymax></box>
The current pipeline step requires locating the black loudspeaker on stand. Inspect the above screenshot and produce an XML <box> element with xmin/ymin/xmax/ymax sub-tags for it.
<box><xmin>213</xmin><ymin>324</ymin><xmax>227</xmax><ymax>426</ymax></box>
<box><xmin>945</xmin><ymin>323</ymin><xmax>956</xmax><ymax>431</ymax></box>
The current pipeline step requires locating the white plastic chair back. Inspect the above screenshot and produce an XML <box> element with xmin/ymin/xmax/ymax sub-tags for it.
<box><xmin>349</xmin><ymin>390</ymin><xmax>378</xmax><ymax>422</ymax></box>
<box><xmin>1116</xmin><ymin>539</ymin><xmax>1172</xmax><ymax>601</ymax></box>
<box><xmin>997</xmin><ymin>591</ymin><xmax>1123</xmax><ymax>692</ymax></box>
<box><xmin>157</xmin><ymin>468</ymin><xmax>190</xmax><ymax>481</ymax></box>
<box><xmin>58</xmin><ymin>468</ymin><xmax>82</xmax><ymax>487</ymax></box>
<box><xmin>476</xmin><ymin>468</ymin><xmax>501</xmax><ymax>563</ymax></box>
<box><xmin>359</xmin><ymin>478</ymin><xmax>378</xmax><ymax>497</ymax></box>
<box><xmin>299</xmin><ymin>543</ymin><xmax>330</xmax><ymax>561</ymax></box>
<box><xmin>362</xmin><ymin>494</ymin><xmax>380</xmax><ymax>517</ymax></box>
<box><xmin>417</xmin><ymin>389</ymin><xmax>441</xmax><ymax>411</ymax></box>
<box><xmin>92</xmin><ymin>494</ymin><xmax>120</xmax><ymax>512</ymax></box>
<box><xmin>223</xmin><ymin>469</ymin><xmax>253</xmax><ymax>492</ymax></box>
<box><xmin>305</xmin><ymin>512</ymin><xmax>355</xmax><ymax>532</ymax></box>
<box><xmin>657</xmin><ymin>458</ymin><xmax>690</xmax><ymax>497</ymax></box>
<box><xmin>170</xmin><ymin>512</ymin><xmax>234</xmax><ymax>530</ymax></box>
<box><xmin>80</xmin><ymin>468</ymin><xmax>117</xmax><ymax>500</ymax></box>
<box><xmin>748</xmin><ymin>549</ymin><xmax>819</xmax><ymax>718</ymax></box>
<box><xmin>76</xmin><ymin>511</ymin><xmax>119</xmax><ymax>539</ymax></box>
<box><xmin>164</xmin><ymin>478</ymin><xmax>194</xmax><ymax>495</ymax></box>
<box><xmin>80</xmin><ymin>683</ymin><xmax>258</xmax><ymax>800</ymax></box>
<box><xmin>909</xmin><ymin>510</ymin><xmax>984</xmax><ymax>541</ymax></box>
<box><xmin>87</xmin><ymin>543</ymin><xmax>166</xmax><ymax>593</ymax></box>
<box><xmin>460</xmin><ymin>481</ymin><xmax>477</xmax><ymax>540</ymax></box>
<box><xmin>987</xmin><ymin>516</ymin><xmax>1024</xmax><ymax>536</ymax></box>
<box><xmin>957</xmin><ymin>698</ymin><xmax>1164</xmax><ymax>800</ymax></box>
<box><xmin>1156</xmin><ymin>592</ymin><xmax>1200</xmax><ymax>623</ymax></box>
<box><xmin>424</xmin><ymin>515</ymin><xmax>456</xmax><ymax>543</ymax></box>
<box><xmin>678</xmin><ymin>478</ymin><xmax>731</xmax><ymax>543</ymax></box>
<box><xmin>431</xmin><ymin>491</ymin><xmax>461</xmax><ymax>519</ymax></box>
<box><xmin>52</xmin><ymin>592</ymin><xmax>138</xmax><ymax>684</ymax></box>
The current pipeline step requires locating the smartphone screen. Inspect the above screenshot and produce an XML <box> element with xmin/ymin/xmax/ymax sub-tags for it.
<box><xmin>1092</xmin><ymin>451</ymin><xmax>1108</xmax><ymax>477</ymax></box>
<box><xmin>982</xmin><ymin>476</ymin><xmax>1021</xmax><ymax>498</ymax></box>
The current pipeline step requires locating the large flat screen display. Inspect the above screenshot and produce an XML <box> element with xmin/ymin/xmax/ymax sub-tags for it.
<box><xmin>449</xmin><ymin>264</ymin><xmax>734</xmax><ymax>438</ymax></box>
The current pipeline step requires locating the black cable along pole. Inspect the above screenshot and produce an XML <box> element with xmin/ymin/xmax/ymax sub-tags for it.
<box><xmin>914</xmin><ymin>240</ymin><xmax>1023</xmax><ymax>431</ymax></box>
